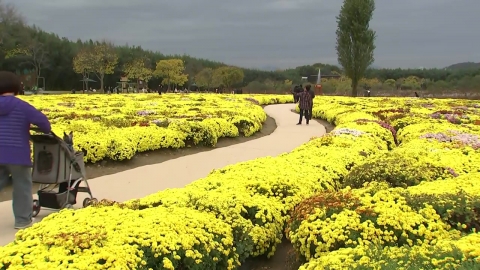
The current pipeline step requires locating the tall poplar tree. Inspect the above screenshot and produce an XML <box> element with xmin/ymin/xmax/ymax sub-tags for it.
<box><xmin>336</xmin><ymin>0</ymin><xmax>376</xmax><ymax>97</ymax></box>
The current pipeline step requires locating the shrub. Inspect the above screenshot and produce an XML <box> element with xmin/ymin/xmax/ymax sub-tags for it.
<box><xmin>356</xmin><ymin>119</ymin><xmax>398</xmax><ymax>145</ymax></box>
<box><xmin>286</xmin><ymin>188</ymin><xmax>450</xmax><ymax>261</ymax></box>
<box><xmin>403</xmin><ymin>174</ymin><xmax>480</xmax><ymax>233</ymax></box>
<box><xmin>336</xmin><ymin>121</ymin><xmax>395</xmax><ymax>149</ymax></box>
<box><xmin>285</xmin><ymin>190</ymin><xmax>364</xmax><ymax>240</ymax></box>
<box><xmin>454</xmin><ymin>233</ymin><xmax>480</xmax><ymax>263</ymax></box>
<box><xmin>342</xmin><ymin>151</ymin><xmax>451</xmax><ymax>189</ymax></box>
<box><xmin>127</xmin><ymin>187</ymin><xmax>284</xmax><ymax>261</ymax></box>
<box><xmin>0</xmin><ymin>206</ymin><xmax>239</xmax><ymax>270</ymax></box>
<box><xmin>299</xmin><ymin>242</ymin><xmax>480</xmax><ymax>270</ymax></box>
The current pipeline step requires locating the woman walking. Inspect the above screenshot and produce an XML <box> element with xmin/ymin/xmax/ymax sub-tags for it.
<box><xmin>0</xmin><ymin>71</ymin><xmax>51</xmax><ymax>229</ymax></box>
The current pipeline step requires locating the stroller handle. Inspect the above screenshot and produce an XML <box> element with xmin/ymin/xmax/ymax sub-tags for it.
<box><xmin>30</xmin><ymin>127</ymin><xmax>56</xmax><ymax>137</ymax></box>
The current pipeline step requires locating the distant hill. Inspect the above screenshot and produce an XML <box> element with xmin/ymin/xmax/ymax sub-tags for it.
<box><xmin>445</xmin><ymin>62</ymin><xmax>480</xmax><ymax>70</ymax></box>
<box><xmin>258</xmin><ymin>65</ymin><xmax>280</xmax><ymax>72</ymax></box>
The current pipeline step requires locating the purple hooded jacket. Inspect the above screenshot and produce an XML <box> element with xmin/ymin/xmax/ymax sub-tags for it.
<box><xmin>0</xmin><ymin>96</ymin><xmax>51</xmax><ymax>166</ymax></box>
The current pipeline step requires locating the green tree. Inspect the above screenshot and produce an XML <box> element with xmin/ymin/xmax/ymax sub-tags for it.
<box><xmin>5</xmin><ymin>35</ymin><xmax>49</xmax><ymax>81</ymax></box>
<box><xmin>432</xmin><ymin>80</ymin><xmax>450</xmax><ymax>90</ymax></box>
<box><xmin>336</xmin><ymin>0</ymin><xmax>376</xmax><ymax>97</ymax></box>
<box><xmin>212</xmin><ymin>66</ymin><xmax>244</xmax><ymax>90</ymax></box>
<box><xmin>90</xmin><ymin>42</ymin><xmax>118</xmax><ymax>91</ymax></box>
<box><xmin>123</xmin><ymin>58</ymin><xmax>153</xmax><ymax>91</ymax></box>
<box><xmin>3</xmin><ymin>0</ymin><xmax>480</xmax><ymax>92</ymax></box>
<box><xmin>264</xmin><ymin>79</ymin><xmax>286</xmax><ymax>93</ymax></box>
<box><xmin>264</xmin><ymin>78</ymin><xmax>275</xmax><ymax>93</ymax></box>
<box><xmin>154</xmin><ymin>58</ymin><xmax>188</xmax><ymax>90</ymax></box>
<box><xmin>245</xmin><ymin>80</ymin><xmax>267</xmax><ymax>93</ymax></box>
<box><xmin>195</xmin><ymin>67</ymin><xmax>214</xmax><ymax>90</ymax></box>
<box><xmin>72</xmin><ymin>46</ymin><xmax>94</xmax><ymax>90</ymax></box>
<box><xmin>402</xmin><ymin>76</ymin><xmax>421</xmax><ymax>90</ymax></box>
<box><xmin>184</xmin><ymin>59</ymin><xmax>202</xmax><ymax>88</ymax></box>
<box><xmin>384</xmin><ymin>79</ymin><xmax>396</xmax><ymax>90</ymax></box>
<box><xmin>0</xmin><ymin>0</ymin><xmax>24</xmax><ymax>52</ymax></box>
<box><xmin>284</xmin><ymin>79</ymin><xmax>293</xmax><ymax>88</ymax></box>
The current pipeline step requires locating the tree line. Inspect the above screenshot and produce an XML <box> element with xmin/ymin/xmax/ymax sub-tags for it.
<box><xmin>0</xmin><ymin>1</ymin><xmax>262</xmax><ymax>92</ymax></box>
<box><xmin>1</xmin><ymin>0</ymin><xmax>479</xmax><ymax>94</ymax></box>
<box><xmin>332</xmin><ymin>0</ymin><xmax>480</xmax><ymax>96</ymax></box>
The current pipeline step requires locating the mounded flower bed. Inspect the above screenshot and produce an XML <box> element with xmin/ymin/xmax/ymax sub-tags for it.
<box><xmin>1</xmin><ymin>96</ymin><xmax>480</xmax><ymax>269</ymax></box>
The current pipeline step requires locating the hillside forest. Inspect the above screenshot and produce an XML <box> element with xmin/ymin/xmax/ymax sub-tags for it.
<box><xmin>1</xmin><ymin>1</ymin><xmax>479</xmax><ymax>95</ymax></box>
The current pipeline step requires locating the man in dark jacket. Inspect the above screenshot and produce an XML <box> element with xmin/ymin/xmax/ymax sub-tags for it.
<box><xmin>306</xmin><ymin>85</ymin><xmax>315</xmax><ymax>120</ymax></box>
<box><xmin>293</xmin><ymin>84</ymin><xmax>303</xmax><ymax>103</ymax></box>
<box><xmin>292</xmin><ymin>85</ymin><xmax>298</xmax><ymax>103</ymax></box>
<box><xmin>291</xmin><ymin>86</ymin><xmax>296</xmax><ymax>103</ymax></box>
<box><xmin>295</xmin><ymin>86</ymin><xmax>313</xmax><ymax>125</ymax></box>
<box><xmin>0</xmin><ymin>71</ymin><xmax>51</xmax><ymax>229</ymax></box>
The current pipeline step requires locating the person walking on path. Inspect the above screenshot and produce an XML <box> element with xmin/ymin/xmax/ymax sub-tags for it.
<box><xmin>296</xmin><ymin>85</ymin><xmax>313</xmax><ymax>125</ymax></box>
<box><xmin>293</xmin><ymin>84</ymin><xmax>303</xmax><ymax>103</ymax></box>
<box><xmin>306</xmin><ymin>84</ymin><xmax>315</xmax><ymax>120</ymax></box>
<box><xmin>291</xmin><ymin>85</ymin><xmax>297</xmax><ymax>102</ymax></box>
<box><xmin>0</xmin><ymin>71</ymin><xmax>52</xmax><ymax>229</ymax></box>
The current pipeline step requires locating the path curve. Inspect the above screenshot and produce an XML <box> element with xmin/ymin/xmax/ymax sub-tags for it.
<box><xmin>0</xmin><ymin>104</ymin><xmax>326</xmax><ymax>246</ymax></box>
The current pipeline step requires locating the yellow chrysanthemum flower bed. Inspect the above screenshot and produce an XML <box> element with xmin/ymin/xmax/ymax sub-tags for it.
<box><xmin>298</xmin><ymin>235</ymin><xmax>478</xmax><ymax>269</ymax></box>
<box><xmin>2</xmin><ymin>206</ymin><xmax>238</xmax><ymax>270</ymax></box>
<box><xmin>287</xmin><ymin>183</ymin><xmax>455</xmax><ymax>258</ymax></box>
<box><xmin>289</xmin><ymin>97</ymin><xmax>480</xmax><ymax>269</ymax></box>
<box><xmin>1</xmin><ymin>96</ymin><xmax>480</xmax><ymax>269</ymax></box>
<box><xmin>20</xmin><ymin>94</ymin><xmax>292</xmax><ymax>163</ymax></box>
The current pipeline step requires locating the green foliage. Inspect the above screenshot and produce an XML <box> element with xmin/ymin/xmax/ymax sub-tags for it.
<box><xmin>403</xmin><ymin>190</ymin><xmax>480</xmax><ymax>233</ymax></box>
<box><xmin>154</xmin><ymin>59</ymin><xmax>188</xmax><ymax>89</ymax></box>
<box><xmin>73</xmin><ymin>42</ymin><xmax>118</xmax><ymax>91</ymax></box>
<box><xmin>4</xmin><ymin>36</ymin><xmax>49</xmax><ymax>78</ymax></box>
<box><xmin>243</xmin><ymin>79</ymin><xmax>293</xmax><ymax>93</ymax></box>
<box><xmin>336</xmin><ymin>0</ymin><xmax>376</xmax><ymax>97</ymax></box>
<box><xmin>383</xmin><ymin>79</ymin><xmax>396</xmax><ymax>89</ymax></box>
<box><xmin>353</xmin><ymin>243</ymin><xmax>479</xmax><ymax>270</ymax></box>
<box><xmin>245</xmin><ymin>80</ymin><xmax>268</xmax><ymax>93</ymax></box>
<box><xmin>91</xmin><ymin>42</ymin><xmax>118</xmax><ymax>76</ymax></box>
<box><xmin>286</xmin><ymin>190</ymin><xmax>363</xmax><ymax>237</ymax></box>
<box><xmin>72</xmin><ymin>47</ymin><xmax>93</xmax><ymax>75</ymax></box>
<box><xmin>1</xmin><ymin>1</ymin><xmax>480</xmax><ymax>92</ymax></box>
<box><xmin>342</xmin><ymin>151</ymin><xmax>449</xmax><ymax>189</ymax></box>
<box><xmin>123</xmin><ymin>58</ymin><xmax>153</xmax><ymax>89</ymax></box>
<box><xmin>212</xmin><ymin>66</ymin><xmax>244</xmax><ymax>89</ymax></box>
<box><xmin>194</xmin><ymin>68</ymin><xmax>214</xmax><ymax>89</ymax></box>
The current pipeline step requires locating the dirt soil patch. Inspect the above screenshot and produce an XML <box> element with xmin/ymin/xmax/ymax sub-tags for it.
<box><xmin>0</xmin><ymin>116</ymin><xmax>276</xmax><ymax>202</ymax></box>
<box><xmin>240</xmin><ymin>238</ymin><xmax>302</xmax><ymax>270</ymax></box>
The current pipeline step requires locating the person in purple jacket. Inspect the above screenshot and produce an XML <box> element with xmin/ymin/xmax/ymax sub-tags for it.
<box><xmin>0</xmin><ymin>71</ymin><xmax>51</xmax><ymax>229</ymax></box>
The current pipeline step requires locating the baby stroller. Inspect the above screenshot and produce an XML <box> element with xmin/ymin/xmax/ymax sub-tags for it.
<box><xmin>30</xmin><ymin>128</ymin><xmax>97</xmax><ymax>217</ymax></box>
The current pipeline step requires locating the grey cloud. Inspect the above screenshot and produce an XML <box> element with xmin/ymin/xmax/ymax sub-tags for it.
<box><xmin>6</xmin><ymin>0</ymin><xmax>480</xmax><ymax>69</ymax></box>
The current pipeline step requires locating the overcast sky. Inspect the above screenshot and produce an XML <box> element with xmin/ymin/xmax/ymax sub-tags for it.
<box><xmin>6</xmin><ymin>0</ymin><xmax>480</xmax><ymax>70</ymax></box>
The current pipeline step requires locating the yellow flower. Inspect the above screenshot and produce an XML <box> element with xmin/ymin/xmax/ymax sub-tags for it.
<box><xmin>2</xmin><ymin>96</ymin><xmax>479</xmax><ymax>269</ymax></box>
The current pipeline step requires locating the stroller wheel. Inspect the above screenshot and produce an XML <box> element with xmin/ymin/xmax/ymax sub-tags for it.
<box><xmin>32</xmin><ymin>200</ymin><xmax>41</xmax><ymax>217</ymax></box>
<box><xmin>82</xmin><ymin>198</ymin><xmax>96</xmax><ymax>208</ymax></box>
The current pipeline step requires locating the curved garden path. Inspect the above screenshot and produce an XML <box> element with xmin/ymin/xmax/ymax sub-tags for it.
<box><xmin>0</xmin><ymin>104</ymin><xmax>326</xmax><ymax>246</ymax></box>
